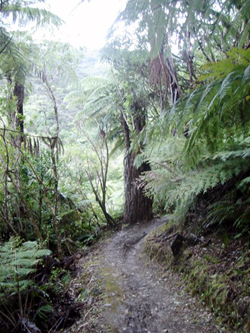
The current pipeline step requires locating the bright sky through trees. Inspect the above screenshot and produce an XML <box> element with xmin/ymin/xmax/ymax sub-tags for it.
<box><xmin>42</xmin><ymin>0</ymin><xmax>126</xmax><ymax>49</ymax></box>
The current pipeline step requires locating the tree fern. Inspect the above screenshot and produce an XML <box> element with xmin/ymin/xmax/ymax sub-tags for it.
<box><xmin>140</xmin><ymin>128</ymin><xmax>250</xmax><ymax>225</ymax></box>
<box><xmin>1</xmin><ymin>1</ymin><xmax>62</xmax><ymax>28</ymax></box>
<box><xmin>159</xmin><ymin>49</ymin><xmax>250</xmax><ymax>161</ymax></box>
<box><xmin>114</xmin><ymin>0</ymin><xmax>250</xmax><ymax>59</ymax></box>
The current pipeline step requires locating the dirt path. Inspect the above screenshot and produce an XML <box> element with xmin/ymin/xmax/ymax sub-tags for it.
<box><xmin>70</xmin><ymin>218</ymin><xmax>224</xmax><ymax>332</ymax></box>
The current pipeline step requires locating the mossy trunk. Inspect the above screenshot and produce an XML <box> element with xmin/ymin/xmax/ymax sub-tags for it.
<box><xmin>124</xmin><ymin>151</ymin><xmax>153</xmax><ymax>224</ymax></box>
<box><xmin>122</xmin><ymin>101</ymin><xmax>153</xmax><ymax>224</ymax></box>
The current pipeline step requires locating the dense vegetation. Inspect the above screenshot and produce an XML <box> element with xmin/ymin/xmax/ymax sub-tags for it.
<box><xmin>0</xmin><ymin>0</ymin><xmax>249</xmax><ymax>331</ymax></box>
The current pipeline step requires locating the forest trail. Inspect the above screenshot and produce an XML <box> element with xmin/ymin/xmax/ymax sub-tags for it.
<box><xmin>71</xmin><ymin>217</ymin><xmax>224</xmax><ymax>333</ymax></box>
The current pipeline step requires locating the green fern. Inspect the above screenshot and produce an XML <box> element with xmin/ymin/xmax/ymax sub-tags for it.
<box><xmin>160</xmin><ymin>49</ymin><xmax>250</xmax><ymax>161</ymax></box>
<box><xmin>1</xmin><ymin>2</ymin><xmax>62</xmax><ymax>28</ymax></box>
<box><xmin>115</xmin><ymin>0</ymin><xmax>250</xmax><ymax>58</ymax></box>
<box><xmin>35</xmin><ymin>304</ymin><xmax>53</xmax><ymax>320</ymax></box>
<box><xmin>0</xmin><ymin>238</ymin><xmax>51</xmax><ymax>297</ymax></box>
<box><xmin>205</xmin><ymin>184</ymin><xmax>250</xmax><ymax>232</ymax></box>
<box><xmin>141</xmin><ymin>130</ymin><xmax>250</xmax><ymax>225</ymax></box>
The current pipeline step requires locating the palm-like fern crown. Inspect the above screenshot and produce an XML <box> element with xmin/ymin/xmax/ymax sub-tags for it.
<box><xmin>0</xmin><ymin>0</ymin><xmax>63</xmax><ymax>84</ymax></box>
<box><xmin>117</xmin><ymin>0</ymin><xmax>250</xmax><ymax>55</ymax></box>
<box><xmin>0</xmin><ymin>0</ymin><xmax>62</xmax><ymax>27</ymax></box>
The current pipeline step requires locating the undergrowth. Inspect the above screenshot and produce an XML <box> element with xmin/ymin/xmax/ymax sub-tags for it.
<box><xmin>0</xmin><ymin>237</ymin><xmax>82</xmax><ymax>333</ymax></box>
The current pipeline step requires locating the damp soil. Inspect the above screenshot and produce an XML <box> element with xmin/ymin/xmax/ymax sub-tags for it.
<box><xmin>69</xmin><ymin>217</ymin><xmax>225</xmax><ymax>333</ymax></box>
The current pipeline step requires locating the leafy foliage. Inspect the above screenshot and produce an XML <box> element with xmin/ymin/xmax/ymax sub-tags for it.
<box><xmin>163</xmin><ymin>48</ymin><xmax>250</xmax><ymax>158</ymax></box>
<box><xmin>0</xmin><ymin>0</ymin><xmax>62</xmax><ymax>28</ymax></box>
<box><xmin>0</xmin><ymin>238</ymin><xmax>51</xmax><ymax>297</ymax></box>
<box><xmin>0</xmin><ymin>238</ymin><xmax>52</xmax><ymax>330</ymax></box>
<box><xmin>139</xmin><ymin>47</ymin><xmax>250</xmax><ymax>230</ymax></box>
<box><xmin>116</xmin><ymin>0</ymin><xmax>250</xmax><ymax>57</ymax></box>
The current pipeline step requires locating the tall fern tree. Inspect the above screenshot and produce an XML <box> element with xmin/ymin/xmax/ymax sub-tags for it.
<box><xmin>116</xmin><ymin>0</ymin><xmax>250</xmax><ymax>57</ymax></box>
<box><xmin>70</xmin><ymin>47</ymin><xmax>156</xmax><ymax>224</ymax></box>
<box><xmin>104</xmin><ymin>47</ymin><xmax>159</xmax><ymax>223</ymax></box>
<box><xmin>113</xmin><ymin>0</ymin><xmax>250</xmax><ymax>106</ymax></box>
<box><xmin>110</xmin><ymin>0</ymin><xmax>250</xmax><ymax>228</ymax></box>
<box><xmin>0</xmin><ymin>0</ymin><xmax>62</xmax><ymax>136</ymax></box>
<box><xmin>0</xmin><ymin>1</ymin><xmax>63</xmax><ymax>242</ymax></box>
<box><xmin>140</xmin><ymin>48</ymin><xmax>250</xmax><ymax>228</ymax></box>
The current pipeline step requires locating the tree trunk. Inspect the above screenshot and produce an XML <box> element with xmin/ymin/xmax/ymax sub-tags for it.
<box><xmin>13</xmin><ymin>82</ymin><xmax>24</xmax><ymax>140</ymax></box>
<box><xmin>122</xmin><ymin>102</ymin><xmax>153</xmax><ymax>224</ymax></box>
<box><xmin>11</xmin><ymin>82</ymin><xmax>24</xmax><ymax>231</ymax></box>
<box><xmin>124</xmin><ymin>150</ymin><xmax>153</xmax><ymax>224</ymax></box>
<box><xmin>51</xmin><ymin>144</ymin><xmax>62</xmax><ymax>259</ymax></box>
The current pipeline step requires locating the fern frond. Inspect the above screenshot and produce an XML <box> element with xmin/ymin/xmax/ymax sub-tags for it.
<box><xmin>161</xmin><ymin>50</ymin><xmax>250</xmax><ymax>157</ymax></box>
<box><xmin>0</xmin><ymin>238</ymin><xmax>51</xmax><ymax>295</ymax></box>
<box><xmin>141</xmin><ymin>127</ymin><xmax>250</xmax><ymax>224</ymax></box>
<box><xmin>2</xmin><ymin>5</ymin><xmax>63</xmax><ymax>28</ymax></box>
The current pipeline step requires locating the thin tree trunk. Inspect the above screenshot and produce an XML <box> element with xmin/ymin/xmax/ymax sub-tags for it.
<box><xmin>38</xmin><ymin>187</ymin><xmax>43</xmax><ymax>230</ymax></box>
<box><xmin>43</xmin><ymin>71</ymin><xmax>63</xmax><ymax>258</ymax></box>
<box><xmin>12</xmin><ymin>82</ymin><xmax>25</xmax><ymax>230</ymax></box>
<box><xmin>51</xmin><ymin>144</ymin><xmax>62</xmax><ymax>258</ymax></box>
<box><xmin>1</xmin><ymin>132</ymin><xmax>18</xmax><ymax>236</ymax></box>
<box><xmin>80</xmin><ymin>122</ymin><xmax>115</xmax><ymax>227</ymax></box>
<box><xmin>85</xmin><ymin>169</ymin><xmax>115</xmax><ymax>227</ymax></box>
<box><xmin>13</xmin><ymin>82</ymin><xmax>24</xmax><ymax>140</ymax></box>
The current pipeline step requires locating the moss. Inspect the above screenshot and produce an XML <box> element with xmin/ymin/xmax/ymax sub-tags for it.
<box><xmin>144</xmin><ymin>224</ymin><xmax>250</xmax><ymax>332</ymax></box>
<box><xmin>180</xmin><ymin>259</ymin><xmax>250</xmax><ymax>331</ymax></box>
<box><xmin>144</xmin><ymin>220</ymin><xmax>178</xmax><ymax>265</ymax></box>
<box><xmin>99</xmin><ymin>266</ymin><xmax>126</xmax><ymax>332</ymax></box>
<box><xmin>101</xmin><ymin>266</ymin><xmax>124</xmax><ymax>307</ymax></box>
<box><xmin>155</xmin><ymin>220</ymin><xmax>175</xmax><ymax>235</ymax></box>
